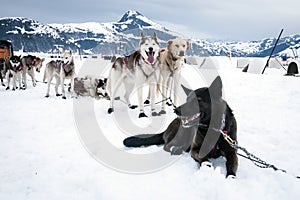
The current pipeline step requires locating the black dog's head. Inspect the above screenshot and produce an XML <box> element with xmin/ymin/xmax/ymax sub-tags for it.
<box><xmin>174</xmin><ymin>76</ymin><xmax>226</xmax><ymax>128</ymax></box>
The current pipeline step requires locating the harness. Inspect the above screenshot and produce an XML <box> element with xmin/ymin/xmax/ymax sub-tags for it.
<box><xmin>62</xmin><ymin>61</ymin><xmax>74</xmax><ymax>76</ymax></box>
<box><xmin>10</xmin><ymin>64</ymin><xmax>22</xmax><ymax>72</ymax></box>
<box><xmin>138</xmin><ymin>55</ymin><xmax>158</xmax><ymax>79</ymax></box>
<box><xmin>207</xmin><ymin>113</ymin><xmax>228</xmax><ymax>157</ymax></box>
<box><xmin>166</xmin><ymin>53</ymin><xmax>180</xmax><ymax>77</ymax></box>
<box><xmin>25</xmin><ymin>57</ymin><xmax>37</xmax><ymax>71</ymax></box>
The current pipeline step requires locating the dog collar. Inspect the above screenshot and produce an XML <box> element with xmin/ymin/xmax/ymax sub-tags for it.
<box><xmin>211</xmin><ymin>113</ymin><xmax>226</xmax><ymax>132</ymax></box>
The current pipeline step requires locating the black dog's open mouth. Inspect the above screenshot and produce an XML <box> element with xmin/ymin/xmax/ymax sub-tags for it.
<box><xmin>180</xmin><ymin>112</ymin><xmax>203</xmax><ymax>128</ymax></box>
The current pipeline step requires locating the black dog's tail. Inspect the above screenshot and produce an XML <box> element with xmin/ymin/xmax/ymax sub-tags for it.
<box><xmin>123</xmin><ymin>133</ymin><xmax>164</xmax><ymax>147</ymax></box>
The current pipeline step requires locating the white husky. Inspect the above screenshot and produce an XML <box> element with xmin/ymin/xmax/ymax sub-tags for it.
<box><xmin>107</xmin><ymin>32</ymin><xmax>160</xmax><ymax>118</ymax></box>
<box><xmin>43</xmin><ymin>50</ymin><xmax>75</xmax><ymax>99</ymax></box>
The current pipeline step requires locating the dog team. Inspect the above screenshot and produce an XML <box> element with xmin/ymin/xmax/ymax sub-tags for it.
<box><xmin>1</xmin><ymin>49</ymin><xmax>108</xmax><ymax>100</ymax></box>
<box><xmin>1</xmin><ymin>33</ymin><xmax>239</xmax><ymax>177</ymax></box>
<box><xmin>2</xmin><ymin>32</ymin><xmax>190</xmax><ymax>113</ymax></box>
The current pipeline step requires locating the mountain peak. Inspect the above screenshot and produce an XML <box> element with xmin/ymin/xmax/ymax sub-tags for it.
<box><xmin>118</xmin><ymin>10</ymin><xmax>144</xmax><ymax>23</ymax></box>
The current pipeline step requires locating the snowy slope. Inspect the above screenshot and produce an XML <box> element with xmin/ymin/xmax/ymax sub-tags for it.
<box><xmin>0</xmin><ymin>56</ymin><xmax>300</xmax><ymax>200</ymax></box>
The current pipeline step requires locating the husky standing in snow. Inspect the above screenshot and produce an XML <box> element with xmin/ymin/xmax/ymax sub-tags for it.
<box><xmin>107</xmin><ymin>32</ymin><xmax>161</xmax><ymax>118</ymax></box>
<box><xmin>21</xmin><ymin>55</ymin><xmax>45</xmax><ymax>89</ymax></box>
<box><xmin>157</xmin><ymin>38</ymin><xmax>190</xmax><ymax>115</ymax></box>
<box><xmin>5</xmin><ymin>55</ymin><xmax>23</xmax><ymax>90</ymax></box>
<box><xmin>43</xmin><ymin>50</ymin><xmax>75</xmax><ymax>99</ymax></box>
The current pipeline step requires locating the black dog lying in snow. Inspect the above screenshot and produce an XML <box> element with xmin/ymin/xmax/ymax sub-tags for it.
<box><xmin>123</xmin><ymin>76</ymin><xmax>238</xmax><ymax>178</ymax></box>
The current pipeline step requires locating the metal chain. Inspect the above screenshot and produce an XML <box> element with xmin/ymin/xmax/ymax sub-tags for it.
<box><xmin>220</xmin><ymin>130</ymin><xmax>278</xmax><ymax>169</ymax></box>
<box><xmin>219</xmin><ymin>130</ymin><xmax>290</xmax><ymax>173</ymax></box>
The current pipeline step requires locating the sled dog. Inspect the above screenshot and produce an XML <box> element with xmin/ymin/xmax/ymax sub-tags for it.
<box><xmin>5</xmin><ymin>55</ymin><xmax>22</xmax><ymax>90</ymax></box>
<box><xmin>69</xmin><ymin>76</ymin><xmax>108</xmax><ymax>99</ymax></box>
<box><xmin>107</xmin><ymin>32</ymin><xmax>160</xmax><ymax>118</ymax></box>
<box><xmin>124</xmin><ymin>76</ymin><xmax>238</xmax><ymax>178</ymax></box>
<box><xmin>21</xmin><ymin>55</ymin><xmax>45</xmax><ymax>89</ymax></box>
<box><xmin>43</xmin><ymin>60</ymin><xmax>62</xmax><ymax>97</ymax></box>
<box><xmin>158</xmin><ymin>38</ymin><xmax>190</xmax><ymax>114</ymax></box>
<box><xmin>43</xmin><ymin>50</ymin><xmax>75</xmax><ymax>99</ymax></box>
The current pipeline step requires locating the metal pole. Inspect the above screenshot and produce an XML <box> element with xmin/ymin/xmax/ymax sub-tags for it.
<box><xmin>262</xmin><ymin>29</ymin><xmax>284</xmax><ymax>74</ymax></box>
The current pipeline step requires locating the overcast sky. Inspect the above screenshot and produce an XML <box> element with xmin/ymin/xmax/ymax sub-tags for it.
<box><xmin>1</xmin><ymin>0</ymin><xmax>300</xmax><ymax>41</ymax></box>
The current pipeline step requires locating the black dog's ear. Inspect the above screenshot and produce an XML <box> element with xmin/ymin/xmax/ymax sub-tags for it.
<box><xmin>209</xmin><ymin>76</ymin><xmax>223</xmax><ymax>99</ymax></box>
<box><xmin>181</xmin><ymin>85</ymin><xmax>193</xmax><ymax>95</ymax></box>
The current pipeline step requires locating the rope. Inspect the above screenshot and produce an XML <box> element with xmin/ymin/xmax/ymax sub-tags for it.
<box><xmin>219</xmin><ymin>130</ymin><xmax>300</xmax><ymax>179</ymax></box>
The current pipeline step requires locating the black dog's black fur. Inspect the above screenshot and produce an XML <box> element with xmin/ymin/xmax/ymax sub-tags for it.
<box><xmin>123</xmin><ymin>76</ymin><xmax>238</xmax><ymax>177</ymax></box>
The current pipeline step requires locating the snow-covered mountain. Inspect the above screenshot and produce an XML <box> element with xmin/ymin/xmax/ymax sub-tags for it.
<box><xmin>0</xmin><ymin>10</ymin><xmax>299</xmax><ymax>57</ymax></box>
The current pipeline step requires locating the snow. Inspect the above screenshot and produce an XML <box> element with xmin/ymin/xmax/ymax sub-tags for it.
<box><xmin>1</xmin><ymin>55</ymin><xmax>300</xmax><ymax>200</ymax></box>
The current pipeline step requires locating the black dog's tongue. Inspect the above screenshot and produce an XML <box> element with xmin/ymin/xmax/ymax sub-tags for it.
<box><xmin>147</xmin><ymin>54</ymin><xmax>154</xmax><ymax>64</ymax></box>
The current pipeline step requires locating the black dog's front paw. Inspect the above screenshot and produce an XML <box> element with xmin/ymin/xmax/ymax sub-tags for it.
<box><xmin>226</xmin><ymin>175</ymin><xmax>236</xmax><ymax>179</ymax></box>
<box><xmin>170</xmin><ymin>146</ymin><xmax>184</xmax><ymax>155</ymax></box>
<box><xmin>201</xmin><ymin>161</ymin><xmax>212</xmax><ymax>168</ymax></box>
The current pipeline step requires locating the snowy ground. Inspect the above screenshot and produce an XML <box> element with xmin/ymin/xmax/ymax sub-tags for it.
<box><xmin>0</xmin><ymin>55</ymin><xmax>300</xmax><ymax>200</ymax></box>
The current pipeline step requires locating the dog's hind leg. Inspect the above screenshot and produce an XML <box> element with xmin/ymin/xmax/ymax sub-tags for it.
<box><xmin>107</xmin><ymin>69</ymin><xmax>125</xmax><ymax>113</ymax></box>
<box><xmin>12</xmin><ymin>73</ymin><xmax>17</xmax><ymax>90</ymax></box>
<box><xmin>22</xmin><ymin>69</ymin><xmax>27</xmax><ymax>89</ymax></box>
<box><xmin>0</xmin><ymin>72</ymin><xmax>4</xmax><ymax>86</ymax></box>
<box><xmin>17</xmin><ymin>73</ymin><xmax>22</xmax><ymax>90</ymax></box>
<box><xmin>55</xmin><ymin>76</ymin><xmax>61</xmax><ymax>96</ymax></box>
<box><xmin>159</xmin><ymin>77</ymin><xmax>170</xmax><ymax>115</ymax></box>
<box><xmin>29</xmin><ymin>70</ymin><xmax>36</xmax><ymax>87</ymax></box>
<box><xmin>5</xmin><ymin>71</ymin><xmax>10</xmax><ymax>90</ymax></box>
<box><xmin>124</xmin><ymin>81</ymin><xmax>137</xmax><ymax>110</ymax></box>
<box><xmin>45</xmin><ymin>75</ymin><xmax>54</xmax><ymax>97</ymax></box>
<box><xmin>172</xmin><ymin>73</ymin><xmax>181</xmax><ymax>107</ymax></box>
<box><xmin>70</xmin><ymin>76</ymin><xmax>75</xmax><ymax>98</ymax></box>
<box><xmin>61</xmin><ymin>76</ymin><xmax>66</xmax><ymax>99</ymax></box>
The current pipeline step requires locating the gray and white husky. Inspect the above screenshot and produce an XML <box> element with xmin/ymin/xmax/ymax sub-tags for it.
<box><xmin>107</xmin><ymin>32</ymin><xmax>160</xmax><ymax>118</ymax></box>
<box><xmin>43</xmin><ymin>50</ymin><xmax>75</xmax><ymax>99</ymax></box>
<box><xmin>21</xmin><ymin>55</ymin><xmax>45</xmax><ymax>89</ymax></box>
<box><xmin>5</xmin><ymin>55</ymin><xmax>22</xmax><ymax>90</ymax></box>
<box><xmin>68</xmin><ymin>76</ymin><xmax>108</xmax><ymax>99</ymax></box>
